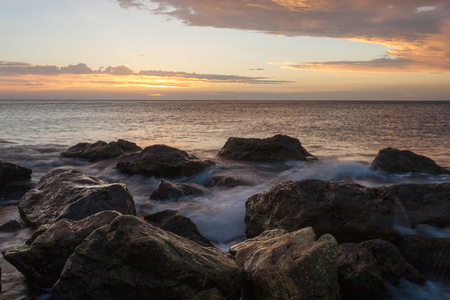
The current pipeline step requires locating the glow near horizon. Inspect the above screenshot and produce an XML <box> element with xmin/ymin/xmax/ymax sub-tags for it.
<box><xmin>0</xmin><ymin>0</ymin><xmax>449</xmax><ymax>100</ymax></box>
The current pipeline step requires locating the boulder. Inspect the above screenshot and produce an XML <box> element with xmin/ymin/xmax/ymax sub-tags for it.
<box><xmin>245</xmin><ymin>179</ymin><xmax>450</xmax><ymax>243</ymax></box>
<box><xmin>2</xmin><ymin>210</ymin><xmax>121</xmax><ymax>288</ymax></box>
<box><xmin>0</xmin><ymin>219</ymin><xmax>22</xmax><ymax>232</ymax></box>
<box><xmin>338</xmin><ymin>239</ymin><xmax>425</xmax><ymax>299</ymax></box>
<box><xmin>144</xmin><ymin>209</ymin><xmax>178</xmax><ymax>225</ymax></box>
<box><xmin>18</xmin><ymin>169</ymin><xmax>136</xmax><ymax>228</ymax></box>
<box><xmin>230</xmin><ymin>227</ymin><xmax>340</xmax><ymax>300</ymax></box>
<box><xmin>208</xmin><ymin>176</ymin><xmax>248</xmax><ymax>188</ymax></box>
<box><xmin>61</xmin><ymin>139</ymin><xmax>142</xmax><ymax>162</ymax></box>
<box><xmin>371</xmin><ymin>147</ymin><xmax>449</xmax><ymax>174</ymax></box>
<box><xmin>52</xmin><ymin>215</ymin><xmax>245</xmax><ymax>300</ymax></box>
<box><xmin>117</xmin><ymin>144</ymin><xmax>214</xmax><ymax>178</ymax></box>
<box><xmin>0</xmin><ymin>160</ymin><xmax>32</xmax><ymax>198</ymax></box>
<box><xmin>397</xmin><ymin>235</ymin><xmax>450</xmax><ymax>283</ymax></box>
<box><xmin>149</xmin><ymin>179</ymin><xmax>204</xmax><ymax>200</ymax></box>
<box><xmin>117</xmin><ymin>139</ymin><xmax>142</xmax><ymax>152</ymax></box>
<box><xmin>218</xmin><ymin>134</ymin><xmax>317</xmax><ymax>162</ymax></box>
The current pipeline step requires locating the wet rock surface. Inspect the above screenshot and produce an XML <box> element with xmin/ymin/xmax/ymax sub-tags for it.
<box><xmin>149</xmin><ymin>179</ymin><xmax>205</xmax><ymax>200</ymax></box>
<box><xmin>218</xmin><ymin>134</ymin><xmax>317</xmax><ymax>162</ymax></box>
<box><xmin>52</xmin><ymin>215</ymin><xmax>245</xmax><ymax>300</ymax></box>
<box><xmin>61</xmin><ymin>139</ymin><xmax>142</xmax><ymax>162</ymax></box>
<box><xmin>18</xmin><ymin>169</ymin><xmax>136</xmax><ymax>228</ymax></box>
<box><xmin>0</xmin><ymin>160</ymin><xmax>32</xmax><ymax>199</ymax></box>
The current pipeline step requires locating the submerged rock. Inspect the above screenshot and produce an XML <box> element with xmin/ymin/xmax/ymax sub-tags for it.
<box><xmin>245</xmin><ymin>179</ymin><xmax>450</xmax><ymax>243</ymax></box>
<box><xmin>208</xmin><ymin>176</ymin><xmax>249</xmax><ymax>188</ymax></box>
<box><xmin>0</xmin><ymin>219</ymin><xmax>22</xmax><ymax>232</ymax></box>
<box><xmin>61</xmin><ymin>139</ymin><xmax>142</xmax><ymax>162</ymax></box>
<box><xmin>218</xmin><ymin>134</ymin><xmax>317</xmax><ymax>162</ymax></box>
<box><xmin>0</xmin><ymin>160</ymin><xmax>32</xmax><ymax>199</ymax></box>
<box><xmin>18</xmin><ymin>169</ymin><xmax>136</xmax><ymax>228</ymax></box>
<box><xmin>397</xmin><ymin>235</ymin><xmax>450</xmax><ymax>283</ymax></box>
<box><xmin>116</xmin><ymin>144</ymin><xmax>214</xmax><ymax>178</ymax></box>
<box><xmin>371</xmin><ymin>147</ymin><xmax>449</xmax><ymax>174</ymax></box>
<box><xmin>230</xmin><ymin>227</ymin><xmax>339</xmax><ymax>299</ymax></box>
<box><xmin>338</xmin><ymin>239</ymin><xmax>425</xmax><ymax>299</ymax></box>
<box><xmin>2</xmin><ymin>210</ymin><xmax>121</xmax><ymax>288</ymax></box>
<box><xmin>149</xmin><ymin>179</ymin><xmax>205</xmax><ymax>200</ymax></box>
<box><xmin>52</xmin><ymin>215</ymin><xmax>245</xmax><ymax>300</ymax></box>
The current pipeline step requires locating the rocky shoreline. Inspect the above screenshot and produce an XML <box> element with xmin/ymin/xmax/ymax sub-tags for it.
<box><xmin>1</xmin><ymin>135</ymin><xmax>449</xmax><ymax>299</ymax></box>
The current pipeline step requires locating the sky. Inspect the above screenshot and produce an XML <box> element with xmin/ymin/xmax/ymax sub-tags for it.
<box><xmin>0</xmin><ymin>0</ymin><xmax>449</xmax><ymax>100</ymax></box>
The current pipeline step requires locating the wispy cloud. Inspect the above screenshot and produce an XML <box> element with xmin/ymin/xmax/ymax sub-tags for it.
<box><xmin>116</xmin><ymin>0</ymin><xmax>450</xmax><ymax>73</ymax></box>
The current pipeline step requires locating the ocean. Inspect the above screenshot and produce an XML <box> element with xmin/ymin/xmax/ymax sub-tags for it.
<box><xmin>1</xmin><ymin>100</ymin><xmax>449</xmax><ymax>299</ymax></box>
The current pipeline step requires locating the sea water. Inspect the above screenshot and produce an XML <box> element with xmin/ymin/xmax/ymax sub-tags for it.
<box><xmin>1</xmin><ymin>100</ymin><xmax>449</xmax><ymax>299</ymax></box>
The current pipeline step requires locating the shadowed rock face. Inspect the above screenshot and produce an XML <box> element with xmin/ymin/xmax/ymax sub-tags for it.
<box><xmin>230</xmin><ymin>227</ymin><xmax>340</xmax><ymax>300</ymax></box>
<box><xmin>61</xmin><ymin>139</ymin><xmax>142</xmax><ymax>162</ymax></box>
<box><xmin>117</xmin><ymin>144</ymin><xmax>215</xmax><ymax>178</ymax></box>
<box><xmin>149</xmin><ymin>179</ymin><xmax>204</xmax><ymax>200</ymax></box>
<box><xmin>218</xmin><ymin>134</ymin><xmax>317</xmax><ymax>162</ymax></box>
<box><xmin>245</xmin><ymin>179</ymin><xmax>450</xmax><ymax>243</ymax></box>
<box><xmin>52</xmin><ymin>215</ymin><xmax>245</xmax><ymax>300</ymax></box>
<box><xmin>338</xmin><ymin>239</ymin><xmax>425</xmax><ymax>300</ymax></box>
<box><xmin>0</xmin><ymin>160</ymin><xmax>32</xmax><ymax>199</ymax></box>
<box><xmin>371</xmin><ymin>147</ymin><xmax>449</xmax><ymax>174</ymax></box>
<box><xmin>2</xmin><ymin>210</ymin><xmax>121</xmax><ymax>288</ymax></box>
<box><xmin>18</xmin><ymin>169</ymin><xmax>136</xmax><ymax>228</ymax></box>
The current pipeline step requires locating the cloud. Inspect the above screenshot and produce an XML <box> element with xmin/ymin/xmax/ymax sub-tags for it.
<box><xmin>116</xmin><ymin>0</ymin><xmax>450</xmax><ymax>73</ymax></box>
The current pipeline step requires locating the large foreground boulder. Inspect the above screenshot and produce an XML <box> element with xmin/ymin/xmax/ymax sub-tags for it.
<box><xmin>371</xmin><ymin>147</ymin><xmax>449</xmax><ymax>174</ymax></box>
<box><xmin>338</xmin><ymin>239</ymin><xmax>425</xmax><ymax>299</ymax></box>
<box><xmin>149</xmin><ymin>179</ymin><xmax>205</xmax><ymax>200</ymax></box>
<box><xmin>61</xmin><ymin>139</ymin><xmax>142</xmax><ymax>162</ymax></box>
<box><xmin>18</xmin><ymin>169</ymin><xmax>136</xmax><ymax>228</ymax></box>
<box><xmin>218</xmin><ymin>134</ymin><xmax>317</xmax><ymax>162</ymax></box>
<box><xmin>230</xmin><ymin>227</ymin><xmax>339</xmax><ymax>300</ymax></box>
<box><xmin>2</xmin><ymin>210</ymin><xmax>121</xmax><ymax>288</ymax></box>
<box><xmin>117</xmin><ymin>144</ymin><xmax>214</xmax><ymax>178</ymax></box>
<box><xmin>0</xmin><ymin>160</ymin><xmax>32</xmax><ymax>199</ymax></box>
<box><xmin>52</xmin><ymin>215</ymin><xmax>245</xmax><ymax>300</ymax></box>
<box><xmin>397</xmin><ymin>235</ymin><xmax>450</xmax><ymax>283</ymax></box>
<box><xmin>245</xmin><ymin>179</ymin><xmax>450</xmax><ymax>242</ymax></box>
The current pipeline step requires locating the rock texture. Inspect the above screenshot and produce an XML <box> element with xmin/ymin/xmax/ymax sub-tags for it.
<box><xmin>371</xmin><ymin>147</ymin><xmax>449</xmax><ymax>174</ymax></box>
<box><xmin>218</xmin><ymin>134</ymin><xmax>317</xmax><ymax>162</ymax></box>
<box><xmin>52</xmin><ymin>215</ymin><xmax>245</xmax><ymax>300</ymax></box>
<box><xmin>149</xmin><ymin>179</ymin><xmax>205</xmax><ymax>200</ymax></box>
<box><xmin>338</xmin><ymin>239</ymin><xmax>425</xmax><ymax>299</ymax></box>
<box><xmin>2</xmin><ymin>210</ymin><xmax>121</xmax><ymax>288</ymax></box>
<box><xmin>397</xmin><ymin>235</ymin><xmax>450</xmax><ymax>283</ymax></box>
<box><xmin>0</xmin><ymin>160</ymin><xmax>32</xmax><ymax>199</ymax></box>
<box><xmin>18</xmin><ymin>169</ymin><xmax>136</xmax><ymax>228</ymax></box>
<box><xmin>208</xmin><ymin>176</ymin><xmax>248</xmax><ymax>188</ymax></box>
<box><xmin>117</xmin><ymin>144</ymin><xmax>214</xmax><ymax>178</ymax></box>
<box><xmin>61</xmin><ymin>139</ymin><xmax>142</xmax><ymax>162</ymax></box>
<box><xmin>245</xmin><ymin>179</ymin><xmax>450</xmax><ymax>243</ymax></box>
<box><xmin>230</xmin><ymin>227</ymin><xmax>340</xmax><ymax>300</ymax></box>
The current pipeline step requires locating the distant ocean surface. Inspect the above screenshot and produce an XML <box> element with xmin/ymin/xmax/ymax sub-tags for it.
<box><xmin>1</xmin><ymin>100</ymin><xmax>449</xmax><ymax>299</ymax></box>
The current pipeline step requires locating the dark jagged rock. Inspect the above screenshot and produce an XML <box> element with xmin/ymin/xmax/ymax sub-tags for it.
<box><xmin>230</xmin><ymin>227</ymin><xmax>339</xmax><ymax>300</ymax></box>
<box><xmin>208</xmin><ymin>176</ymin><xmax>248</xmax><ymax>188</ymax></box>
<box><xmin>0</xmin><ymin>219</ymin><xmax>22</xmax><ymax>232</ymax></box>
<box><xmin>245</xmin><ymin>179</ymin><xmax>450</xmax><ymax>243</ymax></box>
<box><xmin>218</xmin><ymin>134</ymin><xmax>317</xmax><ymax>162</ymax></box>
<box><xmin>338</xmin><ymin>239</ymin><xmax>425</xmax><ymax>299</ymax></box>
<box><xmin>116</xmin><ymin>144</ymin><xmax>214</xmax><ymax>178</ymax></box>
<box><xmin>144</xmin><ymin>209</ymin><xmax>178</xmax><ymax>225</ymax></box>
<box><xmin>0</xmin><ymin>160</ymin><xmax>32</xmax><ymax>198</ymax></box>
<box><xmin>371</xmin><ymin>147</ymin><xmax>449</xmax><ymax>174</ymax></box>
<box><xmin>397</xmin><ymin>235</ymin><xmax>450</xmax><ymax>283</ymax></box>
<box><xmin>61</xmin><ymin>139</ymin><xmax>142</xmax><ymax>162</ymax></box>
<box><xmin>52</xmin><ymin>215</ymin><xmax>245</xmax><ymax>300</ymax></box>
<box><xmin>149</xmin><ymin>179</ymin><xmax>204</xmax><ymax>200</ymax></box>
<box><xmin>18</xmin><ymin>169</ymin><xmax>136</xmax><ymax>228</ymax></box>
<box><xmin>2</xmin><ymin>211</ymin><xmax>121</xmax><ymax>288</ymax></box>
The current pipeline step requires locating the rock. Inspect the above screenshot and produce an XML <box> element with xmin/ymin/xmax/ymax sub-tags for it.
<box><xmin>144</xmin><ymin>209</ymin><xmax>178</xmax><ymax>226</ymax></box>
<box><xmin>117</xmin><ymin>144</ymin><xmax>215</xmax><ymax>178</ymax></box>
<box><xmin>0</xmin><ymin>219</ymin><xmax>22</xmax><ymax>232</ymax></box>
<box><xmin>230</xmin><ymin>227</ymin><xmax>340</xmax><ymax>300</ymax></box>
<box><xmin>191</xmin><ymin>288</ymin><xmax>227</xmax><ymax>300</ymax></box>
<box><xmin>338</xmin><ymin>239</ymin><xmax>425</xmax><ymax>299</ymax></box>
<box><xmin>245</xmin><ymin>179</ymin><xmax>450</xmax><ymax>243</ymax></box>
<box><xmin>52</xmin><ymin>215</ymin><xmax>245</xmax><ymax>300</ymax></box>
<box><xmin>117</xmin><ymin>139</ymin><xmax>142</xmax><ymax>152</ymax></box>
<box><xmin>61</xmin><ymin>141</ymin><xmax>124</xmax><ymax>162</ymax></box>
<box><xmin>208</xmin><ymin>176</ymin><xmax>248</xmax><ymax>188</ymax></box>
<box><xmin>149</xmin><ymin>179</ymin><xmax>204</xmax><ymax>200</ymax></box>
<box><xmin>0</xmin><ymin>265</ymin><xmax>1</xmax><ymax>292</ymax></box>
<box><xmin>0</xmin><ymin>160</ymin><xmax>32</xmax><ymax>198</ymax></box>
<box><xmin>397</xmin><ymin>235</ymin><xmax>450</xmax><ymax>283</ymax></box>
<box><xmin>2</xmin><ymin>210</ymin><xmax>121</xmax><ymax>288</ymax></box>
<box><xmin>371</xmin><ymin>147</ymin><xmax>449</xmax><ymax>174</ymax></box>
<box><xmin>218</xmin><ymin>134</ymin><xmax>317</xmax><ymax>162</ymax></box>
<box><xmin>18</xmin><ymin>169</ymin><xmax>136</xmax><ymax>228</ymax></box>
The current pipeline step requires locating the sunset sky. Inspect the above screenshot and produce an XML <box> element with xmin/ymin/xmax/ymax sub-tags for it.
<box><xmin>1</xmin><ymin>0</ymin><xmax>449</xmax><ymax>100</ymax></box>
